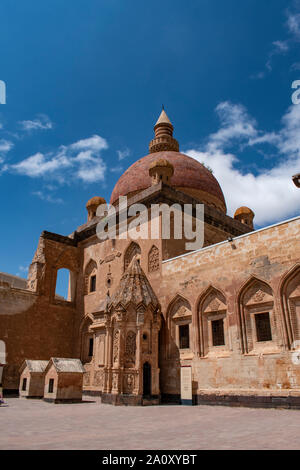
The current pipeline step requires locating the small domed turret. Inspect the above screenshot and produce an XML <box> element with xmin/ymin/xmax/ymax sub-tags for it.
<box><xmin>234</xmin><ymin>206</ymin><xmax>255</xmax><ymax>229</ymax></box>
<box><xmin>86</xmin><ymin>196</ymin><xmax>106</xmax><ymax>222</ymax></box>
<box><xmin>149</xmin><ymin>159</ymin><xmax>174</xmax><ymax>186</ymax></box>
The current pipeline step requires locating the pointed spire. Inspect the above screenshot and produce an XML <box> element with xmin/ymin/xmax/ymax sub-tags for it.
<box><xmin>155</xmin><ymin>108</ymin><xmax>172</xmax><ymax>126</ymax></box>
<box><xmin>149</xmin><ymin>107</ymin><xmax>179</xmax><ymax>154</ymax></box>
<box><xmin>109</xmin><ymin>255</ymin><xmax>159</xmax><ymax>309</ymax></box>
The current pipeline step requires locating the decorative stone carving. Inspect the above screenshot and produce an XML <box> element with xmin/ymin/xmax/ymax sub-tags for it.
<box><xmin>209</xmin><ymin>299</ymin><xmax>220</xmax><ymax>311</ymax></box>
<box><xmin>173</xmin><ymin>305</ymin><xmax>191</xmax><ymax>319</ymax></box>
<box><xmin>123</xmin><ymin>373</ymin><xmax>134</xmax><ymax>393</ymax></box>
<box><xmin>244</xmin><ymin>283</ymin><xmax>273</xmax><ymax>306</ymax></box>
<box><xmin>83</xmin><ymin>371</ymin><xmax>90</xmax><ymax>386</ymax></box>
<box><xmin>112</xmin><ymin>373</ymin><xmax>118</xmax><ymax>390</ymax></box>
<box><xmin>253</xmin><ymin>289</ymin><xmax>266</xmax><ymax>303</ymax></box>
<box><xmin>148</xmin><ymin>245</ymin><xmax>159</xmax><ymax>273</ymax></box>
<box><xmin>94</xmin><ymin>370</ymin><xmax>104</xmax><ymax>387</ymax></box>
<box><xmin>113</xmin><ymin>330</ymin><xmax>120</xmax><ymax>364</ymax></box>
<box><xmin>125</xmin><ymin>331</ymin><xmax>136</xmax><ymax>366</ymax></box>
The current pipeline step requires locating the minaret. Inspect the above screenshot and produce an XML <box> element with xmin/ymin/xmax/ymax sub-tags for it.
<box><xmin>149</xmin><ymin>107</ymin><xmax>179</xmax><ymax>153</ymax></box>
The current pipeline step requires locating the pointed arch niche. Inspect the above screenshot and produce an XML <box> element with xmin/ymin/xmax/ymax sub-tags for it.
<box><xmin>148</xmin><ymin>245</ymin><xmax>159</xmax><ymax>273</ymax></box>
<box><xmin>84</xmin><ymin>259</ymin><xmax>97</xmax><ymax>295</ymax></box>
<box><xmin>238</xmin><ymin>278</ymin><xmax>280</xmax><ymax>354</ymax></box>
<box><xmin>80</xmin><ymin>315</ymin><xmax>95</xmax><ymax>365</ymax></box>
<box><xmin>167</xmin><ymin>295</ymin><xmax>193</xmax><ymax>360</ymax></box>
<box><xmin>281</xmin><ymin>265</ymin><xmax>300</xmax><ymax>349</ymax></box>
<box><xmin>124</xmin><ymin>242</ymin><xmax>141</xmax><ymax>271</ymax></box>
<box><xmin>198</xmin><ymin>287</ymin><xmax>229</xmax><ymax>357</ymax></box>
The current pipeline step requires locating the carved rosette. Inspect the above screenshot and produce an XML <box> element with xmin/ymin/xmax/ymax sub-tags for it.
<box><xmin>253</xmin><ymin>289</ymin><xmax>266</xmax><ymax>303</ymax></box>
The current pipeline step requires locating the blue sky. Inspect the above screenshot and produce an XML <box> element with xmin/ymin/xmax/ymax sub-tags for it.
<box><xmin>0</xmin><ymin>0</ymin><xmax>300</xmax><ymax>284</ymax></box>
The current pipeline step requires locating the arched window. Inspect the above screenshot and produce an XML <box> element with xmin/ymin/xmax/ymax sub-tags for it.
<box><xmin>238</xmin><ymin>278</ymin><xmax>279</xmax><ymax>354</ymax></box>
<box><xmin>124</xmin><ymin>242</ymin><xmax>141</xmax><ymax>271</ymax></box>
<box><xmin>281</xmin><ymin>266</ymin><xmax>300</xmax><ymax>349</ymax></box>
<box><xmin>167</xmin><ymin>295</ymin><xmax>192</xmax><ymax>359</ymax></box>
<box><xmin>55</xmin><ymin>268</ymin><xmax>74</xmax><ymax>302</ymax></box>
<box><xmin>84</xmin><ymin>259</ymin><xmax>97</xmax><ymax>295</ymax></box>
<box><xmin>198</xmin><ymin>287</ymin><xmax>228</xmax><ymax>357</ymax></box>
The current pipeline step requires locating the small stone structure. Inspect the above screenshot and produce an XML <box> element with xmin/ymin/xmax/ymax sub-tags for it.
<box><xmin>19</xmin><ymin>360</ymin><xmax>48</xmax><ymax>398</ymax></box>
<box><xmin>44</xmin><ymin>358</ymin><xmax>85</xmax><ymax>403</ymax></box>
<box><xmin>92</xmin><ymin>255</ymin><xmax>161</xmax><ymax>406</ymax></box>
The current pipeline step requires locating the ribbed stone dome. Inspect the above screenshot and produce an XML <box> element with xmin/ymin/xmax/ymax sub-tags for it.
<box><xmin>110</xmin><ymin>151</ymin><xmax>227</xmax><ymax>213</ymax></box>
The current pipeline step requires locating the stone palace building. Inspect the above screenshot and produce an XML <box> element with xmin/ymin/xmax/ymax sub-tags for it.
<box><xmin>0</xmin><ymin>109</ymin><xmax>299</xmax><ymax>407</ymax></box>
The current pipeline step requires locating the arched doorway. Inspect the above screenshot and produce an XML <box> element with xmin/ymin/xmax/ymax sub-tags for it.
<box><xmin>143</xmin><ymin>362</ymin><xmax>151</xmax><ymax>397</ymax></box>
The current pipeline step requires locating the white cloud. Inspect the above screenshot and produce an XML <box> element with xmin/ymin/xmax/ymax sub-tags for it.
<box><xmin>10</xmin><ymin>134</ymin><xmax>108</xmax><ymax>183</ymax></box>
<box><xmin>110</xmin><ymin>165</ymin><xmax>123</xmax><ymax>173</ymax></box>
<box><xmin>0</xmin><ymin>139</ymin><xmax>14</xmax><ymax>174</ymax></box>
<box><xmin>76</xmin><ymin>159</ymin><xmax>106</xmax><ymax>183</ymax></box>
<box><xmin>117</xmin><ymin>148</ymin><xmax>130</xmax><ymax>160</ymax></box>
<box><xmin>252</xmin><ymin>8</ymin><xmax>300</xmax><ymax>79</ymax></box>
<box><xmin>272</xmin><ymin>40</ymin><xmax>289</xmax><ymax>52</ymax></box>
<box><xmin>12</xmin><ymin>151</ymin><xmax>71</xmax><ymax>178</ymax></box>
<box><xmin>185</xmin><ymin>101</ymin><xmax>300</xmax><ymax>227</ymax></box>
<box><xmin>287</xmin><ymin>12</ymin><xmax>300</xmax><ymax>39</ymax></box>
<box><xmin>71</xmin><ymin>135</ymin><xmax>108</xmax><ymax>152</ymax></box>
<box><xmin>19</xmin><ymin>114</ymin><xmax>53</xmax><ymax>131</ymax></box>
<box><xmin>0</xmin><ymin>139</ymin><xmax>14</xmax><ymax>153</ymax></box>
<box><xmin>206</xmin><ymin>102</ymin><xmax>257</xmax><ymax>152</ymax></box>
<box><xmin>32</xmin><ymin>191</ymin><xmax>64</xmax><ymax>204</ymax></box>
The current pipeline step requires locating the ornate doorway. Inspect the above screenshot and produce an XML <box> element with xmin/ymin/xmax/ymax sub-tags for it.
<box><xmin>143</xmin><ymin>362</ymin><xmax>151</xmax><ymax>397</ymax></box>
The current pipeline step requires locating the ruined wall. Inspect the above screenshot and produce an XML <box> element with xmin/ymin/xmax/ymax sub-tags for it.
<box><xmin>0</xmin><ymin>232</ymin><xmax>80</xmax><ymax>390</ymax></box>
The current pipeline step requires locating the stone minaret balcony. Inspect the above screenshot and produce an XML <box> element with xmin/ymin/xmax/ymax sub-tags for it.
<box><xmin>149</xmin><ymin>108</ymin><xmax>179</xmax><ymax>153</ymax></box>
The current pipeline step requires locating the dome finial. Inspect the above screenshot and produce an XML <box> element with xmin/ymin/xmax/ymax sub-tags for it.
<box><xmin>149</xmin><ymin>108</ymin><xmax>179</xmax><ymax>153</ymax></box>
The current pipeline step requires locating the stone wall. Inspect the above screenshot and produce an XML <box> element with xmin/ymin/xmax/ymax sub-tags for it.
<box><xmin>0</xmin><ymin>232</ymin><xmax>80</xmax><ymax>390</ymax></box>
<box><xmin>158</xmin><ymin>217</ymin><xmax>300</xmax><ymax>399</ymax></box>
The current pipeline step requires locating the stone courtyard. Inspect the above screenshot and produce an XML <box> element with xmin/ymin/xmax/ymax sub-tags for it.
<box><xmin>1</xmin><ymin>397</ymin><xmax>300</xmax><ymax>450</ymax></box>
